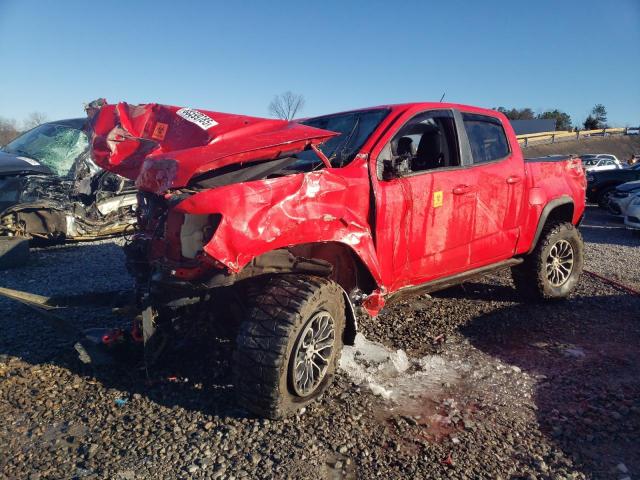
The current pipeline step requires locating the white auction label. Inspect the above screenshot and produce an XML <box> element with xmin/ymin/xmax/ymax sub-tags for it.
<box><xmin>176</xmin><ymin>108</ymin><xmax>218</xmax><ymax>130</ymax></box>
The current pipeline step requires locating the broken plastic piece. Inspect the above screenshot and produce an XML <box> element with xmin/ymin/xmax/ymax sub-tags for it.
<box><xmin>362</xmin><ymin>291</ymin><xmax>385</xmax><ymax>316</ymax></box>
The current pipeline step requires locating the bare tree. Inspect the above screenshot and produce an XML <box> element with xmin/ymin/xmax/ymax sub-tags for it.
<box><xmin>23</xmin><ymin>111</ymin><xmax>48</xmax><ymax>130</ymax></box>
<box><xmin>268</xmin><ymin>91</ymin><xmax>305</xmax><ymax>120</ymax></box>
<box><xmin>0</xmin><ymin>117</ymin><xmax>20</xmax><ymax>146</ymax></box>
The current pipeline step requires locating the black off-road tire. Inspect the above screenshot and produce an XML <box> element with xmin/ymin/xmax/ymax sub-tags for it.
<box><xmin>233</xmin><ymin>275</ymin><xmax>345</xmax><ymax>418</ymax></box>
<box><xmin>512</xmin><ymin>222</ymin><xmax>584</xmax><ymax>301</ymax></box>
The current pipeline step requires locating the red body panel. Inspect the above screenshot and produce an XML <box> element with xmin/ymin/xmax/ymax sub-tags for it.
<box><xmin>87</xmin><ymin>100</ymin><xmax>585</xmax><ymax>315</ymax></box>
<box><xmin>515</xmin><ymin>156</ymin><xmax>586</xmax><ymax>254</ymax></box>
<box><xmin>173</xmin><ymin>157</ymin><xmax>382</xmax><ymax>283</ymax></box>
<box><xmin>87</xmin><ymin>101</ymin><xmax>338</xmax><ymax>191</ymax></box>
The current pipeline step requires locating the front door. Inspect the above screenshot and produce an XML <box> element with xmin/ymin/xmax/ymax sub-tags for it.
<box><xmin>372</xmin><ymin>109</ymin><xmax>476</xmax><ymax>291</ymax></box>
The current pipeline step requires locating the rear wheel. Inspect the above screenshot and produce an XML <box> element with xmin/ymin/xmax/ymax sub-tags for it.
<box><xmin>233</xmin><ymin>275</ymin><xmax>345</xmax><ymax>418</ymax></box>
<box><xmin>512</xmin><ymin>222</ymin><xmax>584</xmax><ymax>300</ymax></box>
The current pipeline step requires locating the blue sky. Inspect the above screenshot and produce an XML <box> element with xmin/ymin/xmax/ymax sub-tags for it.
<box><xmin>0</xmin><ymin>0</ymin><xmax>638</xmax><ymax>127</ymax></box>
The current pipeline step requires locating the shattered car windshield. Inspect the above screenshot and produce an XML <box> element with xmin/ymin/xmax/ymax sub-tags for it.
<box><xmin>3</xmin><ymin>123</ymin><xmax>88</xmax><ymax>177</ymax></box>
<box><xmin>295</xmin><ymin>108</ymin><xmax>390</xmax><ymax>168</ymax></box>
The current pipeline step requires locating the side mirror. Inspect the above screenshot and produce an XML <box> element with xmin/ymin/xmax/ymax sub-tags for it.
<box><xmin>382</xmin><ymin>156</ymin><xmax>410</xmax><ymax>180</ymax></box>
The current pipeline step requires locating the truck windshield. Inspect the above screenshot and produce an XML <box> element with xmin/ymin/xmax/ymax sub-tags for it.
<box><xmin>3</xmin><ymin>123</ymin><xmax>88</xmax><ymax>177</ymax></box>
<box><xmin>297</xmin><ymin>108</ymin><xmax>390</xmax><ymax>168</ymax></box>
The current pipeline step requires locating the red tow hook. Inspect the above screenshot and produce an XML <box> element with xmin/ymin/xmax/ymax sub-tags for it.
<box><xmin>101</xmin><ymin>328</ymin><xmax>125</xmax><ymax>346</ymax></box>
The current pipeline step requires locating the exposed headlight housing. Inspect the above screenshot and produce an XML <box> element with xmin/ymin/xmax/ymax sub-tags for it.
<box><xmin>180</xmin><ymin>214</ymin><xmax>221</xmax><ymax>259</ymax></box>
<box><xmin>135</xmin><ymin>158</ymin><xmax>178</xmax><ymax>193</ymax></box>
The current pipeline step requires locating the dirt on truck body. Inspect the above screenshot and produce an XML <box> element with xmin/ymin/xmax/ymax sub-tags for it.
<box><xmin>86</xmin><ymin>99</ymin><xmax>587</xmax><ymax>418</ymax></box>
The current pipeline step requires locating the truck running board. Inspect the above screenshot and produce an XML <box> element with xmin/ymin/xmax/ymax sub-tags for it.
<box><xmin>386</xmin><ymin>258</ymin><xmax>524</xmax><ymax>304</ymax></box>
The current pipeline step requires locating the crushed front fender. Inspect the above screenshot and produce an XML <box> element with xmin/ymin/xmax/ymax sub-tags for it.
<box><xmin>172</xmin><ymin>156</ymin><xmax>383</xmax><ymax>285</ymax></box>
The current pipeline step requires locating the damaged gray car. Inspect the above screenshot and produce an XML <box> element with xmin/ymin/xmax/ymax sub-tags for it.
<box><xmin>0</xmin><ymin>118</ymin><xmax>136</xmax><ymax>242</ymax></box>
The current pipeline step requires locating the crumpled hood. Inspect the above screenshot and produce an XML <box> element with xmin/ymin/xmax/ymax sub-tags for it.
<box><xmin>0</xmin><ymin>151</ymin><xmax>53</xmax><ymax>176</ymax></box>
<box><xmin>86</xmin><ymin>100</ymin><xmax>338</xmax><ymax>193</ymax></box>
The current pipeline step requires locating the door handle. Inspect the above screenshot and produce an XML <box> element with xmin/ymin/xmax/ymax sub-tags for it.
<box><xmin>452</xmin><ymin>185</ymin><xmax>473</xmax><ymax>195</ymax></box>
<box><xmin>506</xmin><ymin>175</ymin><xmax>522</xmax><ymax>184</ymax></box>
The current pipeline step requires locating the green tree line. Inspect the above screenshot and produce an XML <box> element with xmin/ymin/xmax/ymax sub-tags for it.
<box><xmin>494</xmin><ymin>104</ymin><xmax>610</xmax><ymax>131</ymax></box>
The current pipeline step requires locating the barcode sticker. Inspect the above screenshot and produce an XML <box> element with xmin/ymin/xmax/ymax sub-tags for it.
<box><xmin>176</xmin><ymin>108</ymin><xmax>218</xmax><ymax>130</ymax></box>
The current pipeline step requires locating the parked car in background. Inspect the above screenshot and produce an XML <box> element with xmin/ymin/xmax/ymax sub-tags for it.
<box><xmin>580</xmin><ymin>154</ymin><xmax>623</xmax><ymax>172</ymax></box>
<box><xmin>586</xmin><ymin>163</ymin><xmax>640</xmax><ymax>207</ymax></box>
<box><xmin>624</xmin><ymin>198</ymin><xmax>640</xmax><ymax>231</ymax></box>
<box><xmin>0</xmin><ymin>119</ymin><xmax>136</xmax><ymax>242</ymax></box>
<box><xmin>608</xmin><ymin>180</ymin><xmax>640</xmax><ymax>215</ymax></box>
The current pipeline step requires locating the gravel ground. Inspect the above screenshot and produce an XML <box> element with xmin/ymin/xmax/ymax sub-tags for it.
<box><xmin>1</xmin><ymin>208</ymin><xmax>638</xmax><ymax>479</ymax></box>
<box><xmin>580</xmin><ymin>206</ymin><xmax>640</xmax><ymax>290</ymax></box>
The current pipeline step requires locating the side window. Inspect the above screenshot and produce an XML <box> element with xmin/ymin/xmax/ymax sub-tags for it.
<box><xmin>462</xmin><ymin>113</ymin><xmax>510</xmax><ymax>164</ymax></box>
<box><xmin>378</xmin><ymin>110</ymin><xmax>460</xmax><ymax>177</ymax></box>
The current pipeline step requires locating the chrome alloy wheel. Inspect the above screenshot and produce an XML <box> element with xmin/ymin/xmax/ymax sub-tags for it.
<box><xmin>290</xmin><ymin>311</ymin><xmax>335</xmax><ymax>397</ymax></box>
<box><xmin>546</xmin><ymin>239</ymin><xmax>574</xmax><ymax>287</ymax></box>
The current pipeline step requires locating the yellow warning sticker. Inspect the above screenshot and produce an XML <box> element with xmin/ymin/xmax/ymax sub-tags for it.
<box><xmin>152</xmin><ymin>122</ymin><xmax>168</xmax><ymax>141</ymax></box>
<box><xmin>433</xmin><ymin>191</ymin><xmax>443</xmax><ymax>208</ymax></box>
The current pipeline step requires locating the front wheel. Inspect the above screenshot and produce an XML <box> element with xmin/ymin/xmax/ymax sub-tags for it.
<box><xmin>233</xmin><ymin>275</ymin><xmax>345</xmax><ymax>418</ymax></box>
<box><xmin>512</xmin><ymin>222</ymin><xmax>584</xmax><ymax>300</ymax></box>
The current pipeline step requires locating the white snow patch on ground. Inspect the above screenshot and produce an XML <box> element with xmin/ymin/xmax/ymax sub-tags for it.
<box><xmin>339</xmin><ymin>333</ymin><xmax>461</xmax><ymax>406</ymax></box>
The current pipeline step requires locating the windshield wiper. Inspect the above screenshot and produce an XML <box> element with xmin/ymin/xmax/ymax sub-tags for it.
<box><xmin>8</xmin><ymin>148</ymin><xmax>38</xmax><ymax>161</ymax></box>
<box><xmin>327</xmin><ymin>117</ymin><xmax>361</xmax><ymax>167</ymax></box>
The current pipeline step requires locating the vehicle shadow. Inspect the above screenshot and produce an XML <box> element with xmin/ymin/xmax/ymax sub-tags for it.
<box><xmin>580</xmin><ymin>206</ymin><xmax>640</xmax><ymax>247</ymax></box>
<box><xmin>460</xmin><ymin>292</ymin><xmax>640</xmax><ymax>478</ymax></box>
<box><xmin>0</xmin><ymin>240</ymin><xmax>247</xmax><ymax>419</ymax></box>
<box><xmin>432</xmin><ymin>279</ymin><xmax>521</xmax><ymax>302</ymax></box>
<box><xmin>579</xmin><ymin>223</ymin><xmax>640</xmax><ymax>247</ymax></box>
<box><xmin>0</xmin><ymin>297</ymin><xmax>246</xmax><ymax>418</ymax></box>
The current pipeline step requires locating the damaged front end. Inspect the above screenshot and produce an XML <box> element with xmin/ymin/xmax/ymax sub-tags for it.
<box><xmin>86</xmin><ymin>100</ymin><xmax>385</xmax><ymax>359</ymax></box>
<box><xmin>0</xmin><ymin>120</ymin><xmax>137</xmax><ymax>241</ymax></box>
<box><xmin>0</xmin><ymin>171</ymin><xmax>137</xmax><ymax>241</ymax></box>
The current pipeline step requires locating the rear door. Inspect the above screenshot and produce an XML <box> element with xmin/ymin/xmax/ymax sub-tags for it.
<box><xmin>460</xmin><ymin>112</ymin><xmax>526</xmax><ymax>265</ymax></box>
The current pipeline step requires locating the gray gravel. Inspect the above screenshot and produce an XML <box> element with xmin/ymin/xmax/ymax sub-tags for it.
<box><xmin>580</xmin><ymin>206</ymin><xmax>640</xmax><ymax>290</ymax></box>
<box><xmin>1</xmin><ymin>207</ymin><xmax>638</xmax><ymax>479</ymax></box>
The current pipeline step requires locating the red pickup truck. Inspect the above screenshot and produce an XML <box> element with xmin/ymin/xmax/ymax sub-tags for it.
<box><xmin>87</xmin><ymin>100</ymin><xmax>586</xmax><ymax>418</ymax></box>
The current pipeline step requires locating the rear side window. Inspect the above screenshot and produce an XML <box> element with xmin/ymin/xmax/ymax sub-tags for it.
<box><xmin>462</xmin><ymin>113</ymin><xmax>510</xmax><ymax>164</ymax></box>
